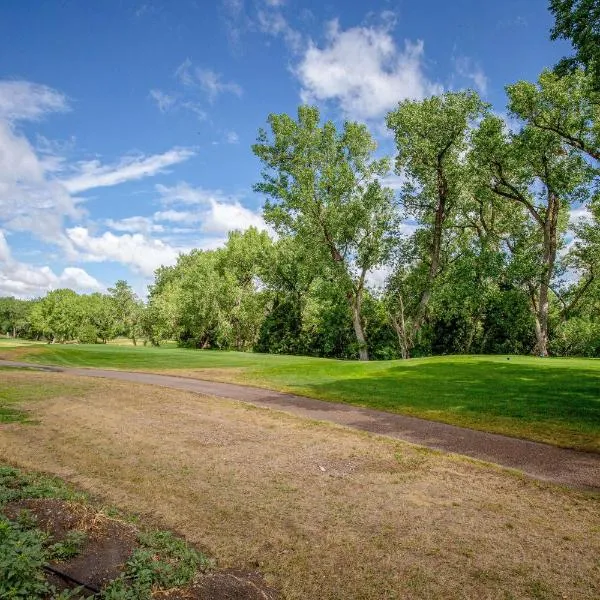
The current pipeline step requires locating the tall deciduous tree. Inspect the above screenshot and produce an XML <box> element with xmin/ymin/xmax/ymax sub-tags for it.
<box><xmin>108</xmin><ymin>280</ymin><xmax>144</xmax><ymax>345</ymax></box>
<box><xmin>471</xmin><ymin>114</ymin><xmax>590</xmax><ymax>356</ymax></box>
<box><xmin>550</xmin><ymin>0</ymin><xmax>600</xmax><ymax>90</ymax></box>
<box><xmin>385</xmin><ymin>90</ymin><xmax>487</xmax><ymax>357</ymax></box>
<box><xmin>253</xmin><ymin>106</ymin><xmax>396</xmax><ymax>360</ymax></box>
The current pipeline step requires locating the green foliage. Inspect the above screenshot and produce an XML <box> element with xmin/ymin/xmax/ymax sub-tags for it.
<box><xmin>550</xmin><ymin>317</ymin><xmax>600</xmax><ymax>355</ymax></box>
<box><xmin>253</xmin><ymin>105</ymin><xmax>397</xmax><ymax>360</ymax></box>
<box><xmin>49</xmin><ymin>530</ymin><xmax>87</xmax><ymax>561</ymax></box>
<box><xmin>550</xmin><ymin>0</ymin><xmax>600</xmax><ymax>90</ymax></box>
<box><xmin>1</xmin><ymin>71</ymin><xmax>599</xmax><ymax>360</ymax></box>
<box><xmin>0</xmin><ymin>515</ymin><xmax>51</xmax><ymax>599</ymax></box>
<box><xmin>0</xmin><ymin>466</ymin><xmax>82</xmax><ymax>505</ymax></box>
<box><xmin>101</xmin><ymin>529</ymin><xmax>210</xmax><ymax>599</ymax></box>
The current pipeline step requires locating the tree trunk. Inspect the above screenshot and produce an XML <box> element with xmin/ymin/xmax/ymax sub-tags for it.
<box><xmin>411</xmin><ymin>160</ymin><xmax>447</xmax><ymax>339</ymax></box>
<box><xmin>535</xmin><ymin>193</ymin><xmax>560</xmax><ymax>357</ymax></box>
<box><xmin>392</xmin><ymin>294</ymin><xmax>410</xmax><ymax>359</ymax></box>
<box><xmin>350</xmin><ymin>290</ymin><xmax>369</xmax><ymax>361</ymax></box>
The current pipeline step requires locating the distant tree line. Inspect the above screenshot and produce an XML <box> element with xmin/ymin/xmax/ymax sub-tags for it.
<box><xmin>2</xmin><ymin>5</ymin><xmax>599</xmax><ymax>359</ymax></box>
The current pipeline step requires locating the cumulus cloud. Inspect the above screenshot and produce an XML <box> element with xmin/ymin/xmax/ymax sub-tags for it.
<box><xmin>0</xmin><ymin>231</ymin><xmax>102</xmax><ymax>297</ymax></box>
<box><xmin>570</xmin><ymin>205</ymin><xmax>592</xmax><ymax>224</ymax></box>
<box><xmin>154</xmin><ymin>182</ymin><xmax>267</xmax><ymax>235</ymax></box>
<box><xmin>0</xmin><ymin>119</ymin><xmax>83</xmax><ymax>242</ymax></box>
<box><xmin>65</xmin><ymin>227</ymin><xmax>183</xmax><ymax>276</ymax></box>
<box><xmin>296</xmin><ymin>20</ymin><xmax>441</xmax><ymax>120</ymax></box>
<box><xmin>0</xmin><ymin>77</ymin><xmax>199</xmax><ymax>287</ymax></box>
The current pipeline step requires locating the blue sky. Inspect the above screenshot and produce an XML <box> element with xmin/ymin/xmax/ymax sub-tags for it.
<box><xmin>0</xmin><ymin>0</ymin><xmax>570</xmax><ymax>297</ymax></box>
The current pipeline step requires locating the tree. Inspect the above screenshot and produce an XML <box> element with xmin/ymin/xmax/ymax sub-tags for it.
<box><xmin>108</xmin><ymin>280</ymin><xmax>144</xmax><ymax>345</ymax></box>
<box><xmin>29</xmin><ymin>289</ymin><xmax>82</xmax><ymax>343</ymax></box>
<box><xmin>471</xmin><ymin>114</ymin><xmax>591</xmax><ymax>355</ymax></box>
<box><xmin>550</xmin><ymin>0</ymin><xmax>600</xmax><ymax>90</ymax></box>
<box><xmin>253</xmin><ymin>106</ymin><xmax>396</xmax><ymax>360</ymax></box>
<box><xmin>79</xmin><ymin>293</ymin><xmax>117</xmax><ymax>343</ymax></box>
<box><xmin>507</xmin><ymin>69</ymin><xmax>600</xmax><ymax>162</ymax></box>
<box><xmin>385</xmin><ymin>90</ymin><xmax>488</xmax><ymax>357</ymax></box>
<box><xmin>0</xmin><ymin>297</ymin><xmax>31</xmax><ymax>338</ymax></box>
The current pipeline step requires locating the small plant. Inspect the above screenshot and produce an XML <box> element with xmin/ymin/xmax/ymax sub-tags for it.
<box><xmin>0</xmin><ymin>466</ymin><xmax>83</xmax><ymax>505</ymax></box>
<box><xmin>100</xmin><ymin>529</ymin><xmax>212</xmax><ymax>598</ymax></box>
<box><xmin>0</xmin><ymin>515</ymin><xmax>51</xmax><ymax>599</ymax></box>
<box><xmin>15</xmin><ymin>508</ymin><xmax>38</xmax><ymax>530</ymax></box>
<box><xmin>49</xmin><ymin>530</ymin><xmax>87</xmax><ymax>561</ymax></box>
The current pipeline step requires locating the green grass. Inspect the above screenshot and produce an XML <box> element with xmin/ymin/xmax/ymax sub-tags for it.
<box><xmin>2</xmin><ymin>343</ymin><xmax>599</xmax><ymax>451</ymax></box>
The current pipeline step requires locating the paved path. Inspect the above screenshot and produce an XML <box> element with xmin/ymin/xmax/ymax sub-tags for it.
<box><xmin>2</xmin><ymin>359</ymin><xmax>599</xmax><ymax>490</ymax></box>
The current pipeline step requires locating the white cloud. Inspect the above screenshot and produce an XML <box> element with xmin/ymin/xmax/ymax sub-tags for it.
<box><xmin>226</xmin><ymin>130</ymin><xmax>239</xmax><ymax>144</ymax></box>
<box><xmin>149</xmin><ymin>89</ymin><xmax>177</xmax><ymax>112</ymax></box>
<box><xmin>380</xmin><ymin>173</ymin><xmax>406</xmax><ymax>190</ymax></box>
<box><xmin>0</xmin><ymin>119</ymin><xmax>83</xmax><ymax>242</ymax></box>
<box><xmin>65</xmin><ymin>227</ymin><xmax>182</xmax><ymax>276</ymax></box>
<box><xmin>62</xmin><ymin>148</ymin><xmax>195</xmax><ymax>193</ymax></box>
<box><xmin>0</xmin><ymin>80</ymin><xmax>69</xmax><ymax>122</ymax></box>
<box><xmin>454</xmin><ymin>57</ymin><xmax>488</xmax><ymax>95</ymax></box>
<box><xmin>201</xmin><ymin>199</ymin><xmax>267</xmax><ymax>234</ymax></box>
<box><xmin>221</xmin><ymin>0</ymin><xmax>246</xmax><ymax>50</ymax></box>
<box><xmin>155</xmin><ymin>182</ymin><xmax>222</xmax><ymax>205</ymax></box>
<box><xmin>106</xmin><ymin>216</ymin><xmax>165</xmax><ymax>233</ymax></box>
<box><xmin>0</xmin><ymin>231</ymin><xmax>102</xmax><ymax>297</ymax></box>
<box><xmin>175</xmin><ymin>59</ymin><xmax>242</xmax><ymax>102</ymax></box>
<box><xmin>296</xmin><ymin>20</ymin><xmax>441</xmax><ymax>120</ymax></box>
<box><xmin>570</xmin><ymin>205</ymin><xmax>592</xmax><ymax>224</ymax></box>
<box><xmin>155</xmin><ymin>182</ymin><xmax>266</xmax><ymax>234</ymax></box>
<box><xmin>257</xmin><ymin>8</ymin><xmax>302</xmax><ymax>51</ymax></box>
<box><xmin>153</xmin><ymin>209</ymin><xmax>201</xmax><ymax>224</ymax></box>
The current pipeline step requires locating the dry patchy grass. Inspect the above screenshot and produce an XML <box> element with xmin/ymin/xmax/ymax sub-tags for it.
<box><xmin>0</xmin><ymin>370</ymin><xmax>598</xmax><ymax>599</ymax></box>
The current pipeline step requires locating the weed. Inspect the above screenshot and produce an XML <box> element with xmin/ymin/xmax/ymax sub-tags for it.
<box><xmin>0</xmin><ymin>515</ymin><xmax>51</xmax><ymax>599</ymax></box>
<box><xmin>0</xmin><ymin>466</ymin><xmax>83</xmax><ymax>505</ymax></box>
<box><xmin>49</xmin><ymin>530</ymin><xmax>87</xmax><ymax>561</ymax></box>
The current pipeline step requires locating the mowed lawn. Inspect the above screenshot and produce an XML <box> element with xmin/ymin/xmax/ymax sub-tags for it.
<box><xmin>1</xmin><ymin>339</ymin><xmax>599</xmax><ymax>451</ymax></box>
<box><xmin>0</xmin><ymin>370</ymin><xmax>598</xmax><ymax>600</ymax></box>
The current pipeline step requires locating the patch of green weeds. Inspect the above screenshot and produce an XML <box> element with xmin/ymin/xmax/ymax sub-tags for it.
<box><xmin>101</xmin><ymin>530</ymin><xmax>212</xmax><ymax>599</ymax></box>
<box><xmin>49</xmin><ymin>530</ymin><xmax>87</xmax><ymax>561</ymax></box>
<box><xmin>0</xmin><ymin>466</ymin><xmax>84</xmax><ymax>505</ymax></box>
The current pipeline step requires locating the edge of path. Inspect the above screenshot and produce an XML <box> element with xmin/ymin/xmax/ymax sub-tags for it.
<box><xmin>1</xmin><ymin>359</ymin><xmax>599</xmax><ymax>491</ymax></box>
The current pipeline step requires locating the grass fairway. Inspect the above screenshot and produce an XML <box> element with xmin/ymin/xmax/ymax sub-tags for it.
<box><xmin>0</xmin><ymin>369</ymin><xmax>598</xmax><ymax>600</ymax></box>
<box><xmin>1</xmin><ymin>340</ymin><xmax>599</xmax><ymax>451</ymax></box>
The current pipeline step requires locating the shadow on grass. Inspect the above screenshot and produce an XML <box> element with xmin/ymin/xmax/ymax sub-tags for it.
<box><xmin>288</xmin><ymin>360</ymin><xmax>600</xmax><ymax>444</ymax></box>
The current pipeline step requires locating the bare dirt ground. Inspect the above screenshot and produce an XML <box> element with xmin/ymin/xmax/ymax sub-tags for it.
<box><xmin>1</xmin><ymin>370</ymin><xmax>599</xmax><ymax>599</ymax></box>
<box><xmin>2</xmin><ymin>359</ymin><xmax>599</xmax><ymax>489</ymax></box>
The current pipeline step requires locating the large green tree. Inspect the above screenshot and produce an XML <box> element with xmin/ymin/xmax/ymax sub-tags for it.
<box><xmin>471</xmin><ymin>113</ymin><xmax>590</xmax><ymax>356</ymax></box>
<box><xmin>385</xmin><ymin>90</ymin><xmax>487</xmax><ymax>357</ymax></box>
<box><xmin>108</xmin><ymin>280</ymin><xmax>144</xmax><ymax>345</ymax></box>
<box><xmin>253</xmin><ymin>106</ymin><xmax>396</xmax><ymax>360</ymax></box>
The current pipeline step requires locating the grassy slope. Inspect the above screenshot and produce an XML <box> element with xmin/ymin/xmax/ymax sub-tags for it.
<box><xmin>1</xmin><ymin>340</ymin><xmax>599</xmax><ymax>451</ymax></box>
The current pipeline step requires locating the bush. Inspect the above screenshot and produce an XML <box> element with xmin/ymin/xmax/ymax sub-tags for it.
<box><xmin>550</xmin><ymin>318</ymin><xmax>600</xmax><ymax>357</ymax></box>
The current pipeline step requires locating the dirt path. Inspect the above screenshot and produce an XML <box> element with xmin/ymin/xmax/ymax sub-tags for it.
<box><xmin>2</xmin><ymin>359</ymin><xmax>599</xmax><ymax>490</ymax></box>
